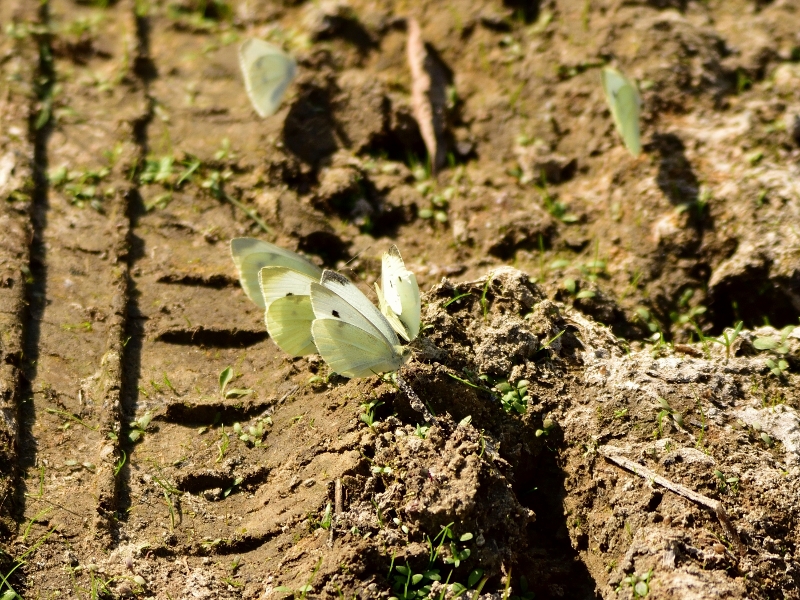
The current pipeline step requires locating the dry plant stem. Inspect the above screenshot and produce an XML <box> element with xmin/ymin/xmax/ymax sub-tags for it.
<box><xmin>396</xmin><ymin>373</ymin><xmax>434</xmax><ymax>423</ymax></box>
<box><xmin>334</xmin><ymin>478</ymin><xmax>343</xmax><ymax>516</ymax></box>
<box><xmin>407</xmin><ymin>18</ymin><xmax>438</xmax><ymax>173</ymax></box>
<box><xmin>599</xmin><ymin>446</ymin><xmax>745</xmax><ymax>555</ymax></box>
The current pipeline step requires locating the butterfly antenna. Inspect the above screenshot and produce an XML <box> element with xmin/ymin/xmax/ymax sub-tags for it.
<box><xmin>396</xmin><ymin>373</ymin><xmax>434</xmax><ymax>423</ymax></box>
<box><xmin>344</xmin><ymin>245</ymin><xmax>373</xmax><ymax>268</ymax></box>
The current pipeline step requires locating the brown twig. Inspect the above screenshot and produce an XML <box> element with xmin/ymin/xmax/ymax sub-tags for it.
<box><xmin>599</xmin><ymin>445</ymin><xmax>745</xmax><ymax>555</ymax></box>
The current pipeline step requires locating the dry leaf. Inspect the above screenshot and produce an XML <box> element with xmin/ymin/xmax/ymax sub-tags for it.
<box><xmin>407</xmin><ymin>18</ymin><xmax>444</xmax><ymax>173</ymax></box>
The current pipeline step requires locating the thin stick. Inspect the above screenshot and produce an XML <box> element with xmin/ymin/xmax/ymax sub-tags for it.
<box><xmin>334</xmin><ymin>478</ymin><xmax>343</xmax><ymax>516</ymax></box>
<box><xmin>396</xmin><ymin>374</ymin><xmax>434</xmax><ymax>423</ymax></box>
<box><xmin>599</xmin><ymin>446</ymin><xmax>744</xmax><ymax>555</ymax></box>
<box><xmin>221</xmin><ymin>190</ymin><xmax>271</xmax><ymax>235</ymax></box>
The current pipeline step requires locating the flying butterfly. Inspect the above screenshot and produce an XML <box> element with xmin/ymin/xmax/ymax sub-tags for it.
<box><xmin>601</xmin><ymin>67</ymin><xmax>642</xmax><ymax>158</ymax></box>
<box><xmin>239</xmin><ymin>38</ymin><xmax>297</xmax><ymax>118</ymax></box>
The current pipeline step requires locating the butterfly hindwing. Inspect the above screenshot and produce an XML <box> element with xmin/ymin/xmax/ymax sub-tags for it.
<box><xmin>313</xmin><ymin>270</ymin><xmax>400</xmax><ymax>346</ymax></box>
<box><xmin>265</xmin><ymin>295</ymin><xmax>317</xmax><ymax>357</ymax></box>
<box><xmin>309</xmin><ymin>270</ymin><xmax>410</xmax><ymax>378</ymax></box>
<box><xmin>258</xmin><ymin>266</ymin><xmax>319</xmax><ymax>311</ymax></box>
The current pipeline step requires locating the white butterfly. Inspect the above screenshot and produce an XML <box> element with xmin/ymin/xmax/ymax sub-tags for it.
<box><xmin>310</xmin><ymin>270</ymin><xmax>413</xmax><ymax>379</ymax></box>
<box><xmin>239</xmin><ymin>38</ymin><xmax>297</xmax><ymax>118</ymax></box>
<box><xmin>230</xmin><ymin>238</ymin><xmax>322</xmax><ymax>357</ymax></box>
<box><xmin>601</xmin><ymin>67</ymin><xmax>642</xmax><ymax>158</ymax></box>
<box><xmin>230</xmin><ymin>238</ymin><xmax>322</xmax><ymax>310</ymax></box>
<box><xmin>375</xmin><ymin>246</ymin><xmax>421</xmax><ymax>342</ymax></box>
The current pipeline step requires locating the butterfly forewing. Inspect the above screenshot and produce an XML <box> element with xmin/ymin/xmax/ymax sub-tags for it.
<box><xmin>313</xmin><ymin>270</ymin><xmax>401</xmax><ymax>346</ymax></box>
<box><xmin>380</xmin><ymin>246</ymin><xmax>421</xmax><ymax>341</ymax></box>
<box><xmin>231</xmin><ymin>238</ymin><xmax>322</xmax><ymax>309</ymax></box>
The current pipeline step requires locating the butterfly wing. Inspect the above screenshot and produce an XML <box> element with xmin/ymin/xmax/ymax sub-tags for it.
<box><xmin>258</xmin><ymin>266</ymin><xmax>319</xmax><ymax>310</ymax></box>
<box><xmin>381</xmin><ymin>245</ymin><xmax>421</xmax><ymax>341</ymax></box>
<box><xmin>265</xmin><ymin>295</ymin><xmax>317</xmax><ymax>357</ymax></box>
<box><xmin>614</xmin><ymin>85</ymin><xmax>642</xmax><ymax>157</ymax></box>
<box><xmin>230</xmin><ymin>238</ymin><xmax>322</xmax><ymax>309</ymax></box>
<box><xmin>311</xmin><ymin>319</ymin><xmax>410</xmax><ymax>378</ymax></box>
<box><xmin>313</xmin><ymin>270</ymin><xmax>400</xmax><ymax>346</ymax></box>
<box><xmin>239</xmin><ymin>38</ymin><xmax>297</xmax><ymax>118</ymax></box>
<box><xmin>601</xmin><ymin>67</ymin><xmax>642</xmax><ymax>158</ymax></box>
<box><xmin>375</xmin><ymin>283</ymin><xmax>410</xmax><ymax>342</ymax></box>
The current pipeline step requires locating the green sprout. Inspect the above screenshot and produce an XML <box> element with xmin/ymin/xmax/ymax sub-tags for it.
<box><xmin>232</xmin><ymin>417</ymin><xmax>271</xmax><ymax>448</ymax></box>
<box><xmin>655</xmin><ymin>398</ymin><xmax>683</xmax><ymax>438</ymax></box>
<box><xmin>618</xmin><ymin>570</ymin><xmax>652</xmax><ymax>597</ymax></box>
<box><xmin>359</xmin><ymin>400</ymin><xmax>384</xmax><ymax>429</ymax></box>
<box><xmin>709</xmin><ymin>321</ymin><xmax>744</xmax><ymax>360</ymax></box>
<box><xmin>491</xmin><ymin>379</ymin><xmax>530</xmax><ymax>415</ymax></box>
<box><xmin>219</xmin><ymin>366</ymin><xmax>253</xmax><ymax>399</ymax></box>
<box><xmin>129</xmin><ymin>411</ymin><xmax>153</xmax><ymax>442</ymax></box>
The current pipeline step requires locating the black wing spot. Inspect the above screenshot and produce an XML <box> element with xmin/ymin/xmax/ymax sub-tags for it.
<box><xmin>332</xmin><ymin>310</ymin><xmax>340</xmax><ymax>318</ymax></box>
<box><xmin>286</xmin><ymin>292</ymin><xmax>294</xmax><ymax>297</ymax></box>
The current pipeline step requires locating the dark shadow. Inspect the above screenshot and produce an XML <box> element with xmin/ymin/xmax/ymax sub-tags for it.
<box><xmin>15</xmin><ymin>1</ymin><xmax>56</xmax><ymax>529</ymax></box>
<box><xmin>515</xmin><ymin>447</ymin><xmax>601</xmax><ymax>600</ymax></box>
<box><xmin>297</xmin><ymin>230</ymin><xmax>350</xmax><ymax>265</ymax></box>
<box><xmin>650</xmin><ymin>133</ymin><xmax>699</xmax><ymax>207</ymax></box>
<box><xmin>708</xmin><ymin>268</ymin><xmax>800</xmax><ymax>334</ymax></box>
<box><xmin>502</xmin><ymin>0</ymin><xmax>540</xmax><ymax>24</ymax></box>
<box><xmin>283</xmin><ymin>84</ymin><xmax>339</xmax><ymax>167</ymax></box>
<box><xmin>132</xmin><ymin>9</ymin><xmax>157</xmax><ymax>83</ymax></box>
<box><xmin>115</xmin><ymin>220</ymin><xmax>146</xmax><ymax>526</ymax></box>
<box><xmin>311</xmin><ymin>11</ymin><xmax>379</xmax><ymax>58</ymax></box>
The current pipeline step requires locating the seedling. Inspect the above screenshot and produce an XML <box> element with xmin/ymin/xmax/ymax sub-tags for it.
<box><xmin>129</xmin><ymin>411</ymin><xmax>153</xmax><ymax>442</ymax></box>
<box><xmin>223</xmin><ymin>476</ymin><xmax>244</xmax><ymax>498</ymax></box>
<box><xmin>655</xmin><ymin>398</ymin><xmax>683</xmax><ymax>438</ymax></box>
<box><xmin>414</xmin><ymin>424</ymin><xmax>430</xmax><ymax>439</ymax></box>
<box><xmin>753</xmin><ymin>326</ymin><xmax>795</xmax><ymax>377</ymax></box>
<box><xmin>765</xmin><ymin>358</ymin><xmax>789</xmax><ymax>378</ymax></box>
<box><xmin>714</xmin><ymin>470</ymin><xmax>739</xmax><ymax>495</ymax></box>
<box><xmin>535</xmin><ymin>177</ymin><xmax>578</xmax><ymax>223</ymax></box>
<box><xmin>274</xmin><ymin>556</ymin><xmax>322</xmax><ymax>599</ymax></box>
<box><xmin>392</xmin><ymin>517</ymin><xmax>410</xmax><ymax>535</ymax></box>
<box><xmin>669</xmin><ymin>288</ymin><xmax>706</xmax><ymax>326</ymax></box>
<box><xmin>232</xmin><ymin>418</ymin><xmax>271</xmax><ymax>447</ymax></box>
<box><xmin>535</xmin><ymin>417</ymin><xmax>555</xmax><ymax>438</ymax></box>
<box><xmin>387</xmin><ymin>523</ymin><xmax>480</xmax><ymax>600</ymax></box>
<box><xmin>320</xmin><ymin>503</ymin><xmax>333</xmax><ymax>530</ymax></box>
<box><xmin>492</xmin><ymin>379</ymin><xmax>529</xmax><ymax>415</ymax></box>
<box><xmin>216</xmin><ymin>430</ymin><xmax>230</xmax><ymax>463</ymax></box>
<box><xmin>219</xmin><ymin>366</ymin><xmax>253</xmax><ymax>399</ymax></box>
<box><xmin>538</xmin><ymin>329</ymin><xmax>565</xmax><ymax>353</ymax></box>
<box><xmin>359</xmin><ymin>400</ymin><xmax>384</xmax><ymax>429</ymax></box>
<box><xmin>709</xmin><ymin>321</ymin><xmax>743</xmax><ymax>360</ymax></box>
<box><xmin>563</xmin><ymin>278</ymin><xmax>596</xmax><ymax>300</ymax></box>
<box><xmin>618</xmin><ymin>570</ymin><xmax>652</xmax><ymax>598</ymax></box>
<box><xmin>508</xmin><ymin>575</ymin><xmax>536</xmax><ymax>600</ymax></box>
